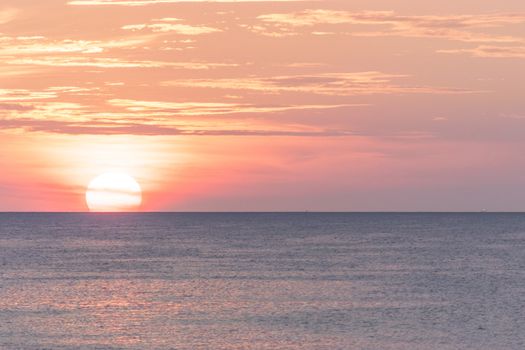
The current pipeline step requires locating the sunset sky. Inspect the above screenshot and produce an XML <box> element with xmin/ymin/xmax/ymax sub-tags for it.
<box><xmin>1</xmin><ymin>0</ymin><xmax>525</xmax><ymax>211</ymax></box>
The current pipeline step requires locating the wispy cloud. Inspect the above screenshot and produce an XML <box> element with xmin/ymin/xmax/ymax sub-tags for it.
<box><xmin>439</xmin><ymin>45</ymin><xmax>525</xmax><ymax>58</ymax></box>
<box><xmin>69</xmin><ymin>0</ymin><xmax>304</xmax><ymax>5</ymax></box>
<box><xmin>0</xmin><ymin>38</ymin><xmax>103</xmax><ymax>54</ymax></box>
<box><xmin>258</xmin><ymin>10</ymin><xmax>525</xmax><ymax>28</ymax></box>
<box><xmin>0</xmin><ymin>36</ymin><xmax>150</xmax><ymax>55</ymax></box>
<box><xmin>1</xmin><ymin>119</ymin><xmax>353</xmax><ymax>137</ymax></box>
<box><xmin>1</xmin><ymin>93</ymin><xmax>357</xmax><ymax>137</ymax></box>
<box><xmin>1</xmin><ymin>101</ymin><xmax>90</xmax><ymax>122</ymax></box>
<box><xmin>0</xmin><ymin>103</ymin><xmax>34</xmax><ymax>111</ymax></box>
<box><xmin>255</xmin><ymin>10</ymin><xmax>525</xmax><ymax>43</ymax></box>
<box><xmin>122</xmin><ymin>18</ymin><xmax>221</xmax><ymax>35</ymax></box>
<box><xmin>6</xmin><ymin>57</ymin><xmax>237</xmax><ymax>69</ymax></box>
<box><xmin>1</xmin><ymin>98</ymin><xmax>355</xmax><ymax>137</ymax></box>
<box><xmin>109</xmin><ymin>99</ymin><xmax>357</xmax><ymax>115</ymax></box>
<box><xmin>0</xmin><ymin>89</ymin><xmax>57</xmax><ymax>102</ymax></box>
<box><xmin>163</xmin><ymin>71</ymin><xmax>479</xmax><ymax>96</ymax></box>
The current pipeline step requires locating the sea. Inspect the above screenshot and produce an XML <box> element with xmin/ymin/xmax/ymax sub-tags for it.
<box><xmin>0</xmin><ymin>213</ymin><xmax>524</xmax><ymax>350</ymax></box>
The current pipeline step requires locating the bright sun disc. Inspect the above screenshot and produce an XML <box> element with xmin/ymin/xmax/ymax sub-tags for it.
<box><xmin>86</xmin><ymin>172</ymin><xmax>142</xmax><ymax>212</ymax></box>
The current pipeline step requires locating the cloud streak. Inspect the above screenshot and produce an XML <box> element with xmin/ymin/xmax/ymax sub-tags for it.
<box><xmin>69</xmin><ymin>0</ymin><xmax>304</xmax><ymax>5</ymax></box>
<box><xmin>439</xmin><ymin>45</ymin><xmax>525</xmax><ymax>58</ymax></box>
<box><xmin>0</xmin><ymin>103</ymin><xmax>34</xmax><ymax>111</ymax></box>
<box><xmin>0</xmin><ymin>36</ymin><xmax>150</xmax><ymax>55</ymax></box>
<box><xmin>163</xmin><ymin>71</ymin><xmax>479</xmax><ymax>96</ymax></box>
<box><xmin>1</xmin><ymin>119</ymin><xmax>354</xmax><ymax>137</ymax></box>
<box><xmin>1</xmin><ymin>95</ymin><xmax>357</xmax><ymax>137</ymax></box>
<box><xmin>109</xmin><ymin>99</ymin><xmax>358</xmax><ymax>115</ymax></box>
<box><xmin>0</xmin><ymin>89</ymin><xmax>57</xmax><ymax>102</ymax></box>
<box><xmin>6</xmin><ymin>57</ymin><xmax>236</xmax><ymax>69</ymax></box>
<box><xmin>122</xmin><ymin>18</ymin><xmax>221</xmax><ymax>35</ymax></box>
<box><xmin>255</xmin><ymin>10</ymin><xmax>525</xmax><ymax>43</ymax></box>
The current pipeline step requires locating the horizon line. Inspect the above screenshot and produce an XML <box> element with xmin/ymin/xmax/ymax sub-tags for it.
<box><xmin>0</xmin><ymin>211</ymin><xmax>522</xmax><ymax>214</ymax></box>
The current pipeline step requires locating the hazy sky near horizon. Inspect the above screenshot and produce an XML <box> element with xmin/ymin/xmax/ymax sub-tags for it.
<box><xmin>1</xmin><ymin>0</ymin><xmax>525</xmax><ymax>211</ymax></box>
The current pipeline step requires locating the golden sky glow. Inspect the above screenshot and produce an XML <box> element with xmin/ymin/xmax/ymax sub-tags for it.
<box><xmin>1</xmin><ymin>0</ymin><xmax>525</xmax><ymax>211</ymax></box>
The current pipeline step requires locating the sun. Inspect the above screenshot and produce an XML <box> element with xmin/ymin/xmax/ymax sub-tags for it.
<box><xmin>86</xmin><ymin>172</ymin><xmax>142</xmax><ymax>212</ymax></box>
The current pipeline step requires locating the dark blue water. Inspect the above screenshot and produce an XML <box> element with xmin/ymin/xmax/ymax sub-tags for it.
<box><xmin>1</xmin><ymin>213</ymin><xmax>524</xmax><ymax>349</ymax></box>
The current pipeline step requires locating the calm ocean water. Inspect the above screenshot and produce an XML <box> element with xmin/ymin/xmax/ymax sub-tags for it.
<box><xmin>0</xmin><ymin>213</ymin><xmax>524</xmax><ymax>349</ymax></box>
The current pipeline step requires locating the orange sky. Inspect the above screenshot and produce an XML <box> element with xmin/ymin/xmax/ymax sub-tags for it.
<box><xmin>1</xmin><ymin>0</ymin><xmax>525</xmax><ymax>211</ymax></box>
